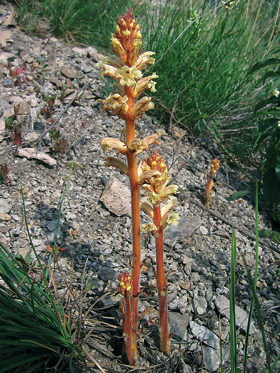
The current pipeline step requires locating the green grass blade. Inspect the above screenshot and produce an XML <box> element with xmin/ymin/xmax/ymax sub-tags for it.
<box><xmin>230</xmin><ymin>229</ymin><xmax>237</xmax><ymax>373</ymax></box>
<box><xmin>243</xmin><ymin>180</ymin><xmax>259</xmax><ymax>372</ymax></box>
<box><xmin>243</xmin><ymin>257</ymin><xmax>272</xmax><ymax>373</ymax></box>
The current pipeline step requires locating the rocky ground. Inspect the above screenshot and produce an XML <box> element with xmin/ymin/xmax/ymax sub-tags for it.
<box><xmin>1</xmin><ymin>4</ymin><xmax>280</xmax><ymax>373</ymax></box>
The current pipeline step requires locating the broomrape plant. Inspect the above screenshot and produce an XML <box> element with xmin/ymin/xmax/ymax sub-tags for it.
<box><xmin>96</xmin><ymin>9</ymin><xmax>179</xmax><ymax>364</ymax></box>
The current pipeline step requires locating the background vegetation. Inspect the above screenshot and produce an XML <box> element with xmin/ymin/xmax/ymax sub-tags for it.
<box><xmin>15</xmin><ymin>0</ymin><xmax>280</xmax><ymax>155</ymax></box>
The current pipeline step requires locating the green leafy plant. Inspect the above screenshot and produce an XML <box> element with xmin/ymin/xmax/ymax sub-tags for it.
<box><xmin>227</xmin><ymin>182</ymin><xmax>280</xmax><ymax>372</ymax></box>
<box><xmin>248</xmin><ymin>44</ymin><xmax>280</xmax><ymax>222</ymax></box>
<box><xmin>42</xmin><ymin>92</ymin><xmax>56</xmax><ymax>115</ymax></box>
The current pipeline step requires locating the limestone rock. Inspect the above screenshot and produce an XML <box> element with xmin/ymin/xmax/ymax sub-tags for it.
<box><xmin>100</xmin><ymin>177</ymin><xmax>131</xmax><ymax>216</ymax></box>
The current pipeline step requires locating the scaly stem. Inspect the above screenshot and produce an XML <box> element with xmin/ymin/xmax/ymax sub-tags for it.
<box><xmin>125</xmin><ymin>86</ymin><xmax>140</xmax><ymax>360</ymax></box>
<box><xmin>123</xmin><ymin>295</ymin><xmax>135</xmax><ymax>365</ymax></box>
<box><xmin>154</xmin><ymin>204</ymin><xmax>170</xmax><ymax>355</ymax></box>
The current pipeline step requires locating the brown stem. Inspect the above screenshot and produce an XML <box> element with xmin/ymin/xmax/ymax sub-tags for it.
<box><xmin>123</xmin><ymin>295</ymin><xmax>135</xmax><ymax>365</ymax></box>
<box><xmin>125</xmin><ymin>86</ymin><xmax>140</xmax><ymax>361</ymax></box>
<box><xmin>154</xmin><ymin>204</ymin><xmax>170</xmax><ymax>355</ymax></box>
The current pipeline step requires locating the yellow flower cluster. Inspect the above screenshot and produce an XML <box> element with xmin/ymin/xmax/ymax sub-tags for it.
<box><xmin>96</xmin><ymin>9</ymin><xmax>158</xmax><ymax>120</ymax></box>
<box><xmin>139</xmin><ymin>151</ymin><xmax>179</xmax><ymax>234</ymax></box>
<box><xmin>118</xmin><ymin>271</ymin><xmax>132</xmax><ymax>296</ymax></box>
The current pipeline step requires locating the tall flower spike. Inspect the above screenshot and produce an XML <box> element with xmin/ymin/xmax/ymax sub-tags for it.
<box><xmin>97</xmin><ymin>9</ymin><xmax>159</xmax><ymax>364</ymax></box>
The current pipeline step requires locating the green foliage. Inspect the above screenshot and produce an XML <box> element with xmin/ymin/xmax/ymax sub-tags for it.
<box><xmin>0</xmin><ymin>240</ymin><xmax>84</xmax><ymax>372</ymax></box>
<box><xmin>260</xmin><ymin>228</ymin><xmax>280</xmax><ymax>244</ymax></box>
<box><xmin>16</xmin><ymin>0</ymin><xmax>139</xmax><ymax>48</ymax></box>
<box><xmin>141</xmin><ymin>0</ymin><xmax>277</xmax><ymax>138</ymax></box>
<box><xmin>249</xmin><ymin>44</ymin><xmax>280</xmax><ymax>221</ymax></box>
<box><xmin>228</xmin><ymin>190</ymin><xmax>250</xmax><ymax>201</ymax></box>
<box><xmin>230</xmin><ymin>229</ymin><xmax>237</xmax><ymax>373</ymax></box>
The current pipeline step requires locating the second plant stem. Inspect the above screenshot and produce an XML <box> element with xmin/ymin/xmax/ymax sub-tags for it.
<box><xmin>154</xmin><ymin>204</ymin><xmax>170</xmax><ymax>354</ymax></box>
<box><xmin>125</xmin><ymin>86</ymin><xmax>140</xmax><ymax>360</ymax></box>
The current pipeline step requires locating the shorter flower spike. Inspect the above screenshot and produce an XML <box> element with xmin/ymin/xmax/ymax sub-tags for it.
<box><xmin>210</xmin><ymin>158</ymin><xmax>220</xmax><ymax>178</ymax></box>
<box><xmin>118</xmin><ymin>271</ymin><xmax>132</xmax><ymax>296</ymax></box>
<box><xmin>206</xmin><ymin>157</ymin><xmax>220</xmax><ymax>208</ymax></box>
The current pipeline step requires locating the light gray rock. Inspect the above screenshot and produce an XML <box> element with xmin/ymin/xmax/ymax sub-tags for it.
<box><xmin>189</xmin><ymin>321</ymin><xmax>219</xmax><ymax>349</ymax></box>
<box><xmin>164</xmin><ymin>216</ymin><xmax>201</xmax><ymax>248</ymax></box>
<box><xmin>100</xmin><ymin>177</ymin><xmax>131</xmax><ymax>216</ymax></box>
<box><xmin>17</xmin><ymin>148</ymin><xmax>56</xmax><ymax>166</ymax></box>
<box><xmin>169</xmin><ymin>312</ymin><xmax>191</xmax><ymax>341</ymax></box>
<box><xmin>61</xmin><ymin>66</ymin><xmax>77</xmax><ymax>79</ymax></box>
<box><xmin>202</xmin><ymin>345</ymin><xmax>221</xmax><ymax>371</ymax></box>
<box><xmin>0</xmin><ymin>199</ymin><xmax>12</xmax><ymax>214</ymax></box>
<box><xmin>214</xmin><ymin>294</ymin><xmax>257</xmax><ymax>334</ymax></box>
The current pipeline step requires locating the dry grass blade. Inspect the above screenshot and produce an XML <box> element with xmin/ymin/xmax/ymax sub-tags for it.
<box><xmin>82</xmin><ymin>346</ymin><xmax>106</xmax><ymax>373</ymax></box>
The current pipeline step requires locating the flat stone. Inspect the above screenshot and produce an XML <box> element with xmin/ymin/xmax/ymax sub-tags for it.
<box><xmin>98</xmin><ymin>268</ymin><xmax>117</xmax><ymax>281</ymax></box>
<box><xmin>0</xmin><ymin>213</ymin><xmax>11</xmax><ymax>221</ymax></box>
<box><xmin>17</xmin><ymin>148</ymin><xmax>56</xmax><ymax>166</ymax></box>
<box><xmin>202</xmin><ymin>345</ymin><xmax>221</xmax><ymax>371</ymax></box>
<box><xmin>61</xmin><ymin>66</ymin><xmax>77</xmax><ymax>79</ymax></box>
<box><xmin>0</xmin><ymin>199</ymin><xmax>12</xmax><ymax>214</ymax></box>
<box><xmin>50</xmin><ymin>76</ymin><xmax>64</xmax><ymax>87</ymax></box>
<box><xmin>81</xmin><ymin>63</ymin><xmax>93</xmax><ymax>73</ymax></box>
<box><xmin>169</xmin><ymin>312</ymin><xmax>191</xmax><ymax>341</ymax></box>
<box><xmin>17</xmin><ymin>100</ymin><xmax>30</xmax><ymax>115</ymax></box>
<box><xmin>200</xmin><ymin>225</ymin><xmax>208</xmax><ymax>235</ymax></box>
<box><xmin>164</xmin><ymin>216</ymin><xmax>201</xmax><ymax>247</ymax></box>
<box><xmin>100</xmin><ymin>177</ymin><xmax>131</xmax><ymax>216</ymax></box>
<box><xmin>214</xmin><ymin>294</ymin><xmax>257</xmax><ymax>334</ymax></box>
<box><xmin>189</xmin><ymin>321</ymin><xmax>219</xmax><ymax>349</ymax></box>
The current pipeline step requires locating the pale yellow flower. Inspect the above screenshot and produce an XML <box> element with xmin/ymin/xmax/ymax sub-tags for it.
<box><xmin>160</xmin><ymin>212</ymin><xmax>180</xmax><ymax>230</ymax></box>
<box><xmin>140</xmin><ymin>201</ymin><xmax>154</xmax><ymax>218</ymax></box>
<box><xmin>98</xmin><ymin>94</ymin><xmax>129</xmax><ymax>118</ymax></box>
<box><xmin>131</xmin><ymin>97</ymin><xmax>154</xmax><ymax>119</ymax></box>
<box><xmin>104</xmin><ymin>157</ymin><xmax>128</xmax><ymax>174</ymax></box>
<box><xmin>132</xmin><ymin>52</ymin><xmax>156</xmax><ymax>70</ymax></box>
<box><xmin>128</xmin><ymin>138</ymin><xmax>148</xmax><ymax>154</ymax></box>
<box><xmin>100</xmin><ymin>138</ymin><xmax>127</xmax><ymax>154</ymax></box>
<box><xmin>118</xmin><ymin>66</ymin><xmax>142</xmax><ymax>86</ymax></box>
<box><xmin>160</xmin><ymin>197</ymin><xmax>178</xmax><ymax>218</ymax></box>
<box><xmin>131</xmin><ymin>74</ymin><xmax>158</xmax><ymax>98</ymax></box>
<box><xmin>142</xmin><ymin>222</ymin><xmax>158</xmax><ymax>235</ymax></box>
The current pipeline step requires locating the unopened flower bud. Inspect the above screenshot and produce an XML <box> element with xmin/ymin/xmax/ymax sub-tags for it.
<box><xmin>118</xmin><ymin>271</ymin><xmax>132</xmax><ymax>296</ymax></box>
